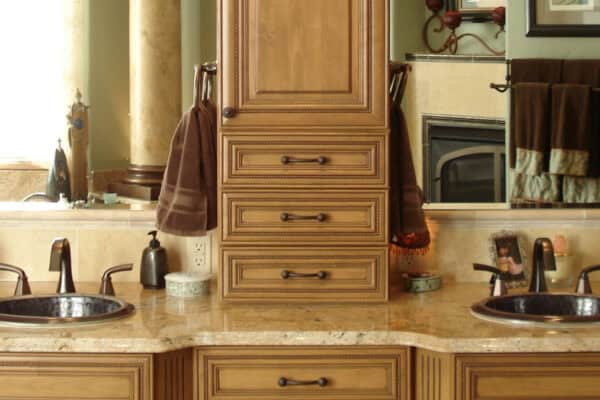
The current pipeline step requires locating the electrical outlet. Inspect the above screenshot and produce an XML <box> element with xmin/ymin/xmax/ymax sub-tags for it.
<box><xmin>186</xmin><ymin>236</ymin><xmax>212</xmax><ymax>273</ymax></box>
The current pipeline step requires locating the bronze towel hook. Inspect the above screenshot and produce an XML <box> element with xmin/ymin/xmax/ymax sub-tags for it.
<box><xmin>390</xmin><ymin>61</ymin><xmax>411</xmax><ymax>106</ymax></box>
<box><xmin>193</xmin><ymin>62</ymin><xmax>217</xmax><ymax>107</ymax></box>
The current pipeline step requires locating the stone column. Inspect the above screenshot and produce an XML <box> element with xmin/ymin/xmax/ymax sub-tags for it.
<box><xmin>119</xmin><ymin>0</ymin><xmax>181</xmax><ymax>199</ymax></box>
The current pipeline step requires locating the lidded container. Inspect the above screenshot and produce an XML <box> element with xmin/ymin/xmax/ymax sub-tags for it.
<box><xmin>140</xmin><ymin>230</ymin><xmax>168</xmax><ymax>289</ymax></box>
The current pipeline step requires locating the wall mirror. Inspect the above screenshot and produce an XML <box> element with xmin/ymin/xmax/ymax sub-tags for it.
<box><xmin>0</xmin><ymin>0</ymin><xmax>130</xmax><ymax>208</ymax></box>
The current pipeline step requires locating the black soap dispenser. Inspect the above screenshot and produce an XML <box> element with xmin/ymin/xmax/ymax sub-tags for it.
<box><xmin>140</xmin><ymin>230</ymin><xmax>168</xmax><ymax>289</ymax></box>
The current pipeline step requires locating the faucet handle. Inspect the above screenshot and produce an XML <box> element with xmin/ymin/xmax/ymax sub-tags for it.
<box><xmin>473</xmin><ymin>263</ymin><xmax>507</xmax><ymax>297</ymax></box>
<box><xmin>0</xmin><ymin>263</ymin><xmax>32</xmax><ymax>296</ymax></box>
<box><xmin>99</xmin><ymin>264</ymin><xmax>133</xmax><ymax>296</ymax></box>
<box><xmin>575</xmin><ymin>265</ymin><xmax>600</xmax><ymax>295</ymax></box>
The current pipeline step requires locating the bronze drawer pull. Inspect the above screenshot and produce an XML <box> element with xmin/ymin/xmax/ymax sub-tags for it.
<box><xmin>280</xmin><ymin>212</ymin><xmax>327</xmax><ymax>222</ymax></box>
<box><xmin>280</xmin><ymin>155</ymin><xmax>327</xmax><ymax>165</ymax></box>
<box><xmin>281</xmin><ymin>270</ymin><xmax>327</xmax><ymax>280</ymax></box>
<box><xmin>278</xmin><ymin>377</ymin><xmax>328</xmax><ymax>387</ymax></box>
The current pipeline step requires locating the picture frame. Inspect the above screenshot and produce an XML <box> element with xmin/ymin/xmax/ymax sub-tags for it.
<box><xmin>489</xmin><ymin>230</ymin><xmax>529</xmax><ymax>288</ymax></box>
<box><xmin>527</xmin><ymin>0</ymin><xmax>600</xmax><ymax>37</ymax></box>
<box><xmin>448</xmin><ymin>0</ymin><xmax>506</xmax><ymax>20</ymax></box>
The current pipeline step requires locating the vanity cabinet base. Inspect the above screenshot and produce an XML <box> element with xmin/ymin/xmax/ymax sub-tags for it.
<box><xmin>416</xmin><ymin>349</ymin><xmax>600</xmax><ymax>400</ymax></box>
<box><xmin>194</xmin><ymin>347</ymin><xmax>411</xmax><ymax>400</ymax></box>
<box><xmin>0</xmin><ymin>353</ymin><xmax>152</xmax><ymax>400</ymax></box>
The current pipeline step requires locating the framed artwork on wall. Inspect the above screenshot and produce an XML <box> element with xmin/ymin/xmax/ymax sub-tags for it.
<box><xmin>528</xmin><ymin>0</ymin><xmax>600</xmax><ymax>36</ymax></box>
<box><xmin>448</xmin><ymin>0</ymin><xmax>506</xmax><ymax>20</ymax></box>
<box><xmin>489</xmin><ymin>230</ymin><xmax>529</xmax><ymax>288</ymax></box>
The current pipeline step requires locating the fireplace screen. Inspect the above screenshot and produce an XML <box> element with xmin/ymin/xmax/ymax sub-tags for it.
<box><xmin>423</xmin><ymin>115</ymin><xmax>506</xmax><ymax>204</ymax></box>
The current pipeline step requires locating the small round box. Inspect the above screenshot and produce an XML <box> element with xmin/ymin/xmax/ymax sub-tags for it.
<box><xmin>402</xmin><ymin>272</ymin><xmax>442</xmax><ymax>293</ymax></box>
<box><xmin>165</xmin><ymin>272</ymin><xmax>212</xmax><ymax>298</ymax></box>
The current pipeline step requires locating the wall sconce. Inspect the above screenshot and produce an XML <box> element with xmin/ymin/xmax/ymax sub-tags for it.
<box><xmin>423</xmin><ymin>0</ymin><xmax>506</xmax><ymax>56</ymax></box>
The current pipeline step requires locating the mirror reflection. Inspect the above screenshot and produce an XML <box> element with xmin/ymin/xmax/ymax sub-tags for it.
<box><xmin>0</xmin><ymin>1</ymin><xmax>598</xmax><ymax>211</ymax></box>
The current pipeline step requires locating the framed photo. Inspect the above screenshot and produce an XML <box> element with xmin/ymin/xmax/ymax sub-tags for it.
<box><xmin>489</xmin><ymin>231</ymin><xmax>528</xmax><ymax>288</ymax></box>
<box><xmin>448</xmin><ymin>0</ymin><xmax>506</xmax><ymax>19</ymax></box>
<box><xmin>528</xmin><ymin>0</ymin><xmax>600</xmax><ymax>36</ymax></box>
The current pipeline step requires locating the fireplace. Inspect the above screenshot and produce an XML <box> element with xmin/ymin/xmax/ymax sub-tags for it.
<box><xmin>422</xmin><ymin>115</ymin><xmax>506</xmax><ymax>204</ymax></box>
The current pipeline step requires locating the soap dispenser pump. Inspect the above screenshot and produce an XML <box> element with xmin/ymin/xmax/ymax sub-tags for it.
<box><xmin>140</xmin><ymin>230</ymin><xmax>168</xmax><ymax>289</ymax></box>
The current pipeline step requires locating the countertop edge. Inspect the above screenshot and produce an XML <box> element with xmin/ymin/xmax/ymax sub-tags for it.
<box><xmin>2</xmin><ymin>331</ymin><xmax>599</xmax><ymax>354</ymax></box>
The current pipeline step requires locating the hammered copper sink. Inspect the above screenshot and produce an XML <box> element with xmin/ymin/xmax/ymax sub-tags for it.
<box><xmin>0</xmin><ymin>294</ymin><xmax>134</xmax><ymax>325</ymax></box>
<box><xmin>471</xmin><ymin>293</ymin><xmax>600</xmax><ymax>325</ymax></box>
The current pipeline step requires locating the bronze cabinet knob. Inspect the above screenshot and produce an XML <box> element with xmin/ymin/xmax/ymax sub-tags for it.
<box><xmin>222</xmin><ymin>107</ymin><xmax>237</xmax><ymax>118</ymax></box>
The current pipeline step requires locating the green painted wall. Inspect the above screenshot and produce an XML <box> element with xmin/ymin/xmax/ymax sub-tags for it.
<box><xmin>182</xmin><ymin>0</ymin><xmax>217</xmax><ymax>109</ymax></box>
<box><xmin>507</xmin><ymin>1</ymin><xmax>600</xmax><ymax>58</ymax></box>
<box><xmin>391</xmin><ymin>0</ymin><xmax>425</xmax><ymax>60</ymax></box>
<box><xmin>88</xmin><ymin>0</ymin><xmax>130</xmax><ymax>170</ymax></box>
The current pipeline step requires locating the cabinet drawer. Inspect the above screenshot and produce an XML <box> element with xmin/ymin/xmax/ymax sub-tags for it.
<box><xmin>196</xmin><ymin>347</ymin><xmax>410</xmax><ymax>400</ymax></box>
<box><xmin>222</xmin><ymin>134</ymin><xmax>387</xmax><ymax>187</ymax></box>
<box><xmin>457</xmin><ymin>353</ymin><xmax>600</xmax><ymax>400</ymax></box>
<box><xmin>221</xmin><ymin>247</ymin><xmax>388</xmax><ymax>302</ymax></box>
<box><xmin>221</xmin><ymin>191</ymin><xmax>387</xmax><ymax>245</ymax></box>
<box><xmin>0</xmin><ymin>353</ymin><xmax>151</xmax><ymax>400</ymax></box>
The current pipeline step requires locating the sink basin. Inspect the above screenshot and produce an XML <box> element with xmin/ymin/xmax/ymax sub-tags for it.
<box><xmin>471</xmin><ymin>293</ymin><xmax>600</xmax><ymax>326</ymax></box>
<box><xmin>0</xmin><ymin>294</ymin><xmax>134</xmax><ymax>325</ymax></box>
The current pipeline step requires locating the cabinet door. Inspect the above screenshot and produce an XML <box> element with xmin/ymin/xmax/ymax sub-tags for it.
<box><xmin>0</xmin><ymin>353</ymin><xmax>151</xmax><ymax>400</ymax></box>
<box><xmin>456</xmin><ymin>353</ymin><xmax>600</xmax><ymax>400</ymax></box>
<box><xmin>220</xmin><ymin>0</ymin><xmax>388</xmax><ymax>129</ymax></box>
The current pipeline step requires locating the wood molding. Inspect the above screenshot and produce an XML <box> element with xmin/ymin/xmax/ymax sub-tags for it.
<box><xmin>415</xmin><ymin>349</ymin><xmax>455</xmax><ymax>400</ymax></box>
<box><xmin>154</xmin><ymin>349</ymin><xmax>194</xmax><ymax>400</ymax></box>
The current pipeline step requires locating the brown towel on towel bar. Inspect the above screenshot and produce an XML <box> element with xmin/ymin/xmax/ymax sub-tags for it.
<box><xmin>549</xmin><ymin>84</ymin><xmax>592</xmax><ymax>177</ymax></box>
<box><xmin>156</xmin><ymin>101</ymin><xmax>217</xmax><ymax>236</ymax></box>
<box><xmin>563</xmin><ymin>60</ymin><xmax>600</xmax><ymax>178</ymax></box>
<box><xmin>510</xmin><ymin>59</ymin><xmax>563</xmax><ymax>169</ymax></box>
<box><xmin>513</xmin><ymin>83</ymin><xmax>552</xmax><ymax>176</ymax></box>
<box><xmin>389</xmin><ymin>105</ymin><xmax>430</xmax><ymax>254</ymax></box>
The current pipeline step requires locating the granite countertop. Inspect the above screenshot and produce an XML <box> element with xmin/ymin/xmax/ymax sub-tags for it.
<box><xmin>0</xmin><ymin>282</ymin><xmax>598</xmax><ymax>354</ymax></box>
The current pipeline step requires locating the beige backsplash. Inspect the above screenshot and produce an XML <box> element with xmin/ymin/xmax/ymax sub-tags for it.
<box><xmin>393</xmin><ymin>210</ymin><xmax>600</xmax><ymax>284</ymax></box>
<box><xmin>0</xmin><ymin>217</ymin><xmax>217</xmax><ymax>284</ymax></box>
<box><xmin>1</xmin><ymin>210</ymin><xmax>599</xmax><ymax>286</ymax></box>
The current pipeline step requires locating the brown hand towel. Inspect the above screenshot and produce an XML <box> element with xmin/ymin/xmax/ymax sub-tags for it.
<box><xmin>389</xmin><ymin>105</ymin><xmax>430</xmax><ymax>254</ymax></box>
<box><xmin>563</xmin><ymin>60</ymin><xmax>600</xmax><ymax>178</ymax></box>
<box><xmin>510</xmin><ymin>59</ymin><xmax>563</xmax><ymax>169</ymax></box>
<box><xmin>549</xmin><ymin>84</ymin><xmax>592</xmax><ymax>177</ymax></box>
<box><xmin>513</xmin><ymin>83</ymin><xmax>552</xmax><ymax>176</ymax></box>
<box><xmin>156</xmin><ymin>101</ymin><xmax>217</xmax><ymax>236</ymax></box>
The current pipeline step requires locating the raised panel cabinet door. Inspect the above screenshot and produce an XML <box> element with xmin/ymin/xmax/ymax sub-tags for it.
<box><xmin>195</xmin><ymin>347</ymin><xmax>410</xmax><ymax>400</ymax></box>
<box><xmin>456</xmin><ymin>353</ymin><xmax>600</xmax><ymax>400</ymax></box>
<box><xmin>220</xmin><ymin>0</ymin><xmax>388</xmax><ymax>128</ymax></box>
<box><xmin>0</xmin><ymin>353</ymin><xmax>152</xmax><ymax>400</ymax></box>
<box><xmin>220</xmin><ymin>247</ymin><xmax>388</xmax><ymax>301</ymax></box>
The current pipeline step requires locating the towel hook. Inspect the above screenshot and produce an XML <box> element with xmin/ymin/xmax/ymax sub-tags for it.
<box><xmin>193</xmin><ymin>62</ymin><xmax>217</xmax><ymax>107</ymax></box>
<box><xmin>390</xmin><ymin>61</ymin><xmax>411</xmax><ymax>106</ymax></box>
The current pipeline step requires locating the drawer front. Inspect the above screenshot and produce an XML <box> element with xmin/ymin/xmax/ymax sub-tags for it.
<box><xmin>222</xmin><ymin>134</ymin><xmax>387</xmax><ymax>187</ymax></box>
<box><xmin>0</xmin><ymin>353</ymin><xmax>151</xmax><ymax>400</ymax></box>
<box><xmin>221</xmin><ymin>191</ymin><xmax>387</xmax><ymax>245</ymax></box>
<box><xmin>196</xmin><ymin>347</ymin><xmax>409</xmax><ymax>400</ymax></box>
<box><xmin>457</xmin><ymin>353</ymin><xmax>600</xmax><ymax>400</ymax></box>
<box><xmin>221</xmin><ymin>247</ymin><xmax>388</xmax><ymax>302</ymax></box>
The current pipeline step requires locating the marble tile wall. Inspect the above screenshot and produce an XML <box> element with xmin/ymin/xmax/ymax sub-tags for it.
<box><xmin>0</xmin><ymin>216</ymin><xmax>216</xmax><ymax>284</ymax></box>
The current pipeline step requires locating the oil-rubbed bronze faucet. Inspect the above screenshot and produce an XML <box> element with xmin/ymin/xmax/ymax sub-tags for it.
<box><xmin>49</xmin><ymin>238</ymin><xmax>76</xmax><ymax>294</ymax></box>
<box><xmin>0</xmin><ymin>263</ymin><xmax>32</xmax><ymax>296</ymax></box>
<box><xmin>529</xmin><ymin>237</ymin><xmax>556</xmax><ymax>293</ymax></box>
<box><xmin>575</xmin><ymin>265</ymin><xmax>600</xmax><ymax>294</ymax></box>
<box><xmin>99</xmin><ymin>264</ymin><xmax>133</xmax><ymax>296</ymax></box>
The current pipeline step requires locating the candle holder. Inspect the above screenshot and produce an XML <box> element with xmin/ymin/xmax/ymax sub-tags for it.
<box><xmin>423</xmin><ymin>1</ymin><xmax>506</xmax><ymax>56</ymax></box>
